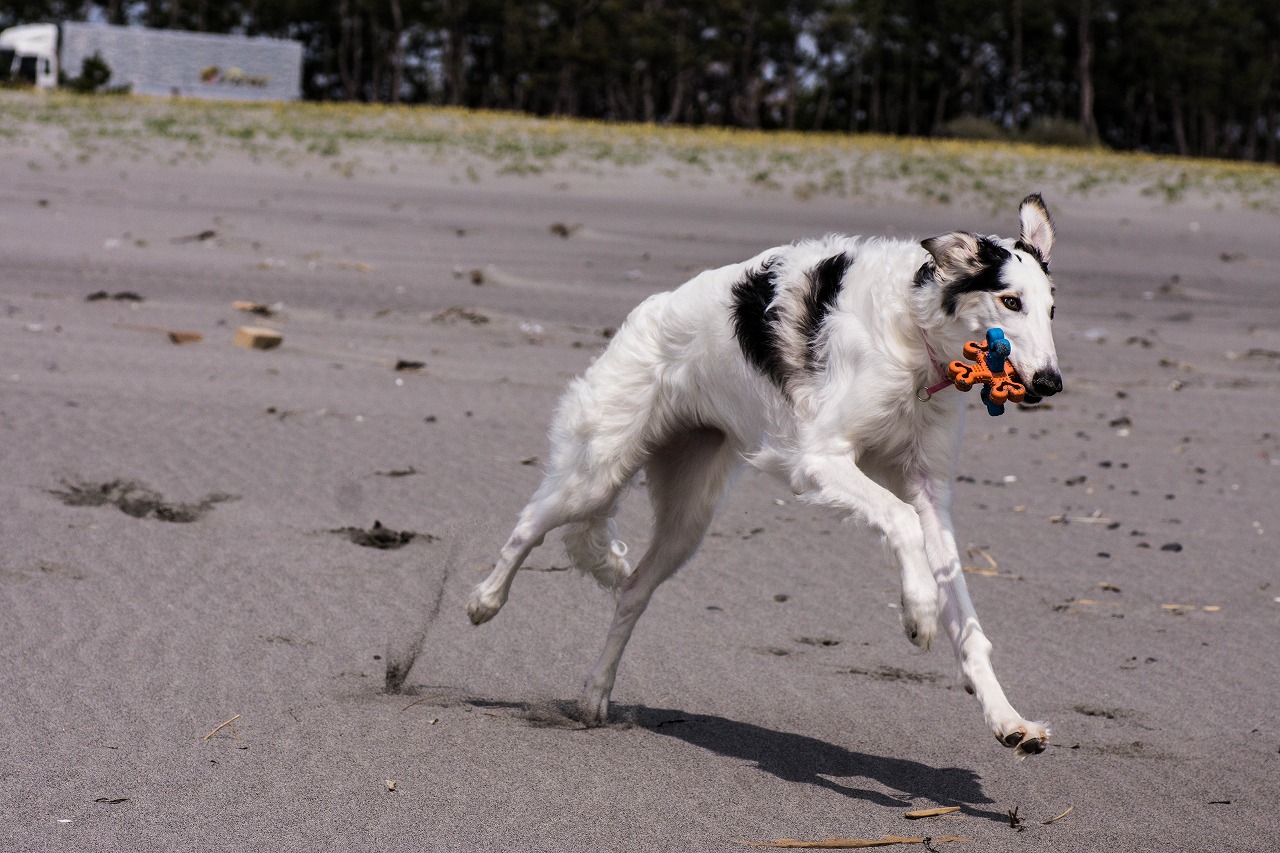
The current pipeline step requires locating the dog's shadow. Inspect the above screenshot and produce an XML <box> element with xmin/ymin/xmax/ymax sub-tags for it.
<box><xmin>466</xmin><ymin>697</ymin><xmax>1003</xmax><ymax>821</ymax></box>
<box><xmin>633</xmin><ymin>706</ymin><xmax>1003</xmax><ymax>820</ymax></box>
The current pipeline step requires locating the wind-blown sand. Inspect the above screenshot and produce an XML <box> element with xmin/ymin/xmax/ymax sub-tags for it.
<box><xmin>2</xmin><ymin>95</ymin><xmax>1279</xmax><ymax>851</ymax></box>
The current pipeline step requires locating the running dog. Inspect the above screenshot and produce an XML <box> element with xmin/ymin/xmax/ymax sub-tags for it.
<box><xmin>469</xmin><ymin>194</ymin><xmax>1061</xmax><ymax>757</ymax></box>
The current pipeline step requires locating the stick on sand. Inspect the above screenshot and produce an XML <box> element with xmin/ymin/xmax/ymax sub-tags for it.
<box><xmin>202</xmin><ymin>714</ymin><xmax>242</xmax><ymax>741</ymax></box>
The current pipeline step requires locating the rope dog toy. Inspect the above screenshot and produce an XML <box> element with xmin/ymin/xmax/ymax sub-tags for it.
<box><xmin>946</xmin><ymin>328</ymin><xmax>1026</xmax><ymax>416</ymax></box>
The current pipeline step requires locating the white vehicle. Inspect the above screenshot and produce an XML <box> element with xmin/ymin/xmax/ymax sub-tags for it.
<box><xmin>0</xmin><ymin>23</ymin><xmax>58</xmax><ymax>88</ymax></box>
<box><xmin>0</xmin><ymin>21</ymin><xmax>301</xmax><ymax>101</ymax></box>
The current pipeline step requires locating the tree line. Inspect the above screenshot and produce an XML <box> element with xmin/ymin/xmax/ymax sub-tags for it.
<box><xmin>4</xmin><ymin>1</ymin><xmax>1280</xmax><ymax>162</ymax></box>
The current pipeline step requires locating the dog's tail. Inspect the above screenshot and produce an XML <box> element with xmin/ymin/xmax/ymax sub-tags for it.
<box><xmin>561</xmin><ymin>517</ymin><xmax>633</xmax><ymax>589</ymax></box>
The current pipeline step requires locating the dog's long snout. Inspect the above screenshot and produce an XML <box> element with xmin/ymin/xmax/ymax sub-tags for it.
<box><xmin>1030</xmin><ymin>369</ymin><xmax>1063</xmax><ymax>397</ymax></box>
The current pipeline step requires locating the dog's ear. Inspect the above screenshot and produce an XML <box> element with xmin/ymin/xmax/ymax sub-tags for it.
<box><xmin>921</xmin><ymin>231</ymin><xmax>983</xmax><ymax>282</ymax></box>
<box><xmin>1016</xmin><ymin>193</ymin><xmax>1054</xmax><ymax>266</ymax></box>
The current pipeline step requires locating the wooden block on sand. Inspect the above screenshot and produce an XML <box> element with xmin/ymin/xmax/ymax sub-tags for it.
<box><xmin>233</xmin><ymin>325</ymin><xmax>283</xmax><ymax>350</ymax></box>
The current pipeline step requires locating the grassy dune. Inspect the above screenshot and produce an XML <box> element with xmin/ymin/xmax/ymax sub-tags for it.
<box><xmin>4</xmin><ymin>90</ymin><xmax>1280</xmax><ymax>212</ymax></box>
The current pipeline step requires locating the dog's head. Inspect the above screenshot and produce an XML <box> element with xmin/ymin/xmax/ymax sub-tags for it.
<box><xmin>919</xmin><ymin>193</ymin><xmax>1061</xmax><ymax>402</ymax></box>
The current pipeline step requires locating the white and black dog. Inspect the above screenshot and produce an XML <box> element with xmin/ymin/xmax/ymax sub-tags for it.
<box><xmin>469</xmin><ymin>194</ymin><xmax>1060</xmax><ymax>757</ymax></box>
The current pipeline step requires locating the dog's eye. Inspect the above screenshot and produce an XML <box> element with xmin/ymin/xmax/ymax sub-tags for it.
<box><xmin>1050</xmin><ymin>305</ymin><xmax>1056</xmax><ymax>320</ymax></box>
<box><xmin>1001</xmin><ymin>296</ymin><xmax>1023</xmax><ymax>312</ymax></box>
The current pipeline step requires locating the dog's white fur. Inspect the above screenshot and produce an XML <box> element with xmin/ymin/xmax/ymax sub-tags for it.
<box><xmin>469</xmin><ymin>194</ymin><xmax>1061</xmax><ymax>757</ymax></box>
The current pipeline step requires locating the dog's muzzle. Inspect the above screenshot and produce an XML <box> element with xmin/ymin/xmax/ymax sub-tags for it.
<box><xmin>1015</xmin><ymin>367</ymin><xmax>1062</xmax><ymax>405</ymax></box>
<box><xmin>1031</xmin><ymin>369</ymin><xmax>1063</xmax><ymax>397</ymax></box>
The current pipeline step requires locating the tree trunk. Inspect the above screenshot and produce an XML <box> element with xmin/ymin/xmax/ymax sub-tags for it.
<box><xmin>907</xmin><ymin>45</ymin><xmax>919</xmax><ymax>136</ymax></box>
<box><xmin>812</xmin><ymin>82</ymin><xmax>830</xmax><ymax>131</ymax></box>
<box><xmin>1078</xmin><ymin>0</ymin><xmax>1097</xmax><ymax>141</ymax></box>
<box><xmin>1009</xmin><ymin>0</ymin><xmax>1023</xmax><ymax>127</ymax></box>
<box><xmin>1123</xmin><ymin>86</ymin><xmax>1138</xmax><ymax>150</ymax></box>
<box><xmin>338</xmin><ymin>1</ymin><xmax>364</xmax><ymax>101</ymax></box>
<box><xmin>338</xmin><ymin>0</ymin><xmax>352</xmax><ymax>98</ymax></box>
<box><xmin>849</xmin><ymin>53</ymin><xmax>863</xmax><ymax>131</ymax></box>
<box><xmin>389</xmin><ymin>0</ymin><xmax>404</xmax><ymax>104</ymax></box>
<box><xmin>1171</xmin><ymin>92</ymin><xmax>1189</xmax><ymax>156</ymax></box>
<box><xmin>784</xmin><ymin>58</ymin><xmax>798</xmax><ymax>130</ymax></box>
<box><xmin>642</xmin><ymin>67</ymin><xmax>656</xmax><ymax>123</ymax></box>
<box><xmin>869</xmin><ymin>62</ymin><xmax>882</xmax><ymax>132</ymax></box>
<box><xmin>1145</xmin><ymin>88</ymin><xmax>1159</xmax><ymax>150</ymax></box>
<box><xmin>732</xmin><ymin>9</ymin><xmax>761</xmax><ymax>128</ymax></box>
<box><xmin>1201</xmin><ymin>110</ymin><xmax>1215</xmax><ymax>157</ymax></box>
<box><xmin>666</xmin><ymin>66</ymin><xmax>689</xmax><ymax>124</ymax></box>
<box><xmin>665</xmin><ymin>11</ymin><xmax>688</xmax><ymax>124</ymax></box>
<box><xmin>932</xmin><ymin>84</ymin><xmax>950</xmax><ymax>136</ymax></box>
<box><xmin>555</xmin><ymin>1</ymin><xmax>601</xmax><ymax>116</ymax></box>
<box><xmin>444</xmin><ymin>0</ymin><xmax>467</xmax><ymax>106</ymax></box>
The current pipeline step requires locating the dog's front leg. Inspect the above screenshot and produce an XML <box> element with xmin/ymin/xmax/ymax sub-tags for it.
<box><xmin>908</xmin><ymin>476</ymin><xmax>1049</xmax><ymax>757</ymax></box>
<box><xmin>796</xmin><ymin>454</ymin><xmax>939</xmax><ymax>650</ymax></box>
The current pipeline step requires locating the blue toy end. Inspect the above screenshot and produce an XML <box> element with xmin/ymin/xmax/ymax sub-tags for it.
<box><xmin>985</xmin><ymin>327</ymin><xmax>1010</xmax><ymax>375</ymax></box>
<box><xmin>980</xmin><ymin>383</ymin><xmax>1006</xmax><ymax>416</ymax></box>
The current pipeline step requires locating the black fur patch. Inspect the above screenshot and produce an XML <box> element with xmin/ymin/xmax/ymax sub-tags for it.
<box><xmin>800</xmin><ymin>252</ymin><xmax>852</xmax><ymax>366</ymax></box>
<box><xmin>941</xmin><ymin>238</ymin><xmax>1012</xmax><ymax>316</ymax></box>
<box><xmin>731</xmin><ymin>260</ymin><xmax>788</xmax><ymax>390</ymax></box>
<box><xmin>913</xmin><ymin>262</ymin><xmax>935</xmax><ymax>289</ymax></box>
<box><xmin>1014</xmin><ymin>239</ymin><xmax>1050</xmax><ymax>273</ymax></box>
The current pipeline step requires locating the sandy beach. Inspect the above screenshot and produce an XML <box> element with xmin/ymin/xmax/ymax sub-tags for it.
<box><xmin>2</xmin><ymin>93</ymin><xmax>1278</xmax><ymax>851</ymax></box>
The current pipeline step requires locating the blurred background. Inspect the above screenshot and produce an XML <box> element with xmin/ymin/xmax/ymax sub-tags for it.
<box><xmin>2</xmin><ymin>1</ymin><xmax>1279</xmax><ymax>162</ymax></box>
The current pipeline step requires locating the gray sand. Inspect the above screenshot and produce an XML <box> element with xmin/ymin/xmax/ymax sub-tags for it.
<box><xmin>2</xmin><ymin>106</ymin><xmax>1279</xmax><ymax>851</ymax></box>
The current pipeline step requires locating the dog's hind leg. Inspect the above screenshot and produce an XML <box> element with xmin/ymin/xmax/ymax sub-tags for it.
<box><xmin>467</xmin><ymin>495</ymin><xmax>569</xmax><ymax>625</ymax></box>
<box><xmin>468</xmin><ymin>459</ymin><xmax>638</xmax><ymax>625</ymax></box>
<box><xmin>579</xmin><ymin>427</ymin><xmax>739</xmax><ymax>723</ymax></box>
<box><xmin>469</xmin><ymin>377</ymin><xmax>650</xmax><ymax>624</ymax></box>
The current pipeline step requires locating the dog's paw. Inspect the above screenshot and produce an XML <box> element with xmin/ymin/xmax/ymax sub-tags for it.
<box><xmin>996</xmin><ymin>720</ymin><xmax>1050</xmax><ymax>758</ymax></box>
<box><xmin>466</xmin><ymin>586</ymin><xmax>505</xmax><ymax>625</ymax></box>
<box><xmin>900</xmin><ymin>594</ymin><xmax>939</xmax><ymax>650</ymax></box>
<box><xmin>577</xmin><ymin>689</ymin><xmax>610</xmax><ymax>726</ymax></box>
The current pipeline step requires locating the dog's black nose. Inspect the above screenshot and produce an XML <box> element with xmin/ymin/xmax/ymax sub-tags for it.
<box><xmin>1031</xmin><ymin>369</ymin><xmax>1063</xmax><ymax>397</ymax></box>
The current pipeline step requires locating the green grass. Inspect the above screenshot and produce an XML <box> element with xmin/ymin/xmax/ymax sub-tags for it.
<box><xmin>3</xmin><ymin>90</ymin><xmax>1279</xmax><ymax>212</ymax></box>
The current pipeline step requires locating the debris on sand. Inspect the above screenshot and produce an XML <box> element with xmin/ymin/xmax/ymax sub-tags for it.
<box><xmin>1042</xmin><ymin>805</ymin><xmax>1074</xmax><ymax>825</ymax></box>
<box><xmin>232</xmin><ymin>300</ymin><xmax>278</xmax><ymax>317</ymax></box>
<box><xmin>374</xmin><ymin>466</ymin><xmax>418</xmax><ymax>478</ymax></box>
<box><xmin>86</xmin><ymin>290</ymin><xmax>144</xmax><ymax>302</ymax></box>
<box><xmin>1162</xmin><ymin>603</ymin><xmax>1220</xmax><ymax>615</ymax></box>
<box><xmin>171</xmin><ymin>229</ymin><xmax>218</xmax><ymax>244</ymax></box>
<box><xmin>233</xmin><ymin>325</ymin><xmax>283</xmax><ymax>350</ymax></box>
<box><xmin>432</xmin><ymin>306</ymin><xmax>490</xmax><ymax>326</ymax></box>
<box><xmin>394</xmin><ymin>360</ymin><xmax>426</xmax><ymax>372</ymax></box>
<box><xmin>201</xmin><ymin>714</ymin><xmax>242</xmax><ymax>741</ymax></box>
<box><xmin>961</xmin><ymin>546</ymin><xmax>1022</xmax><ymax>580</ymax></box>
<box><xmin>115</xmin><ymin>322</ymin><xmax>202</xmax><ymax>343</ymax></box>
<box><xmin>50</xmin><ymin>479</ymin><xmax>237</xmax><ymax>523</ymax></box>
<box><xmin>743</xmin><ymin>834</ymin><xmax>972</xmax><ymax>848</ymax></box>
<box><xmin>332</xmin><ymin>520</ymin><xmax>433</xmax><ymax>550</ymax></box>
<box><xmin>549</xmin><ymin>221</ymin><xmax>582</xmax><ymax>238</ymax></box>
<box><xmin>903</xmin><ymin>807</ymin><xmax>961</xmax><ymax>819</ymax></box>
